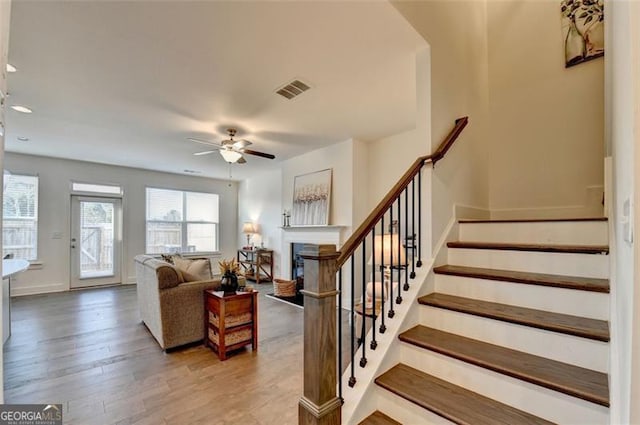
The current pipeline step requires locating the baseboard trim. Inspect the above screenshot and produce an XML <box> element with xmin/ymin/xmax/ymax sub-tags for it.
<box><xmin>11</xmin><ymin>283</ymin><xmax>67</xmax><ymax>297</ymax></box>
<box><xmin>455</xmin><ymin>204</ymin><xmax>491</xmax><ymax>220</ymax></box>
<box><xmin>490</xmin><ymin>204</ymin><xmax>605</xmax><ymax>220</ymax></box>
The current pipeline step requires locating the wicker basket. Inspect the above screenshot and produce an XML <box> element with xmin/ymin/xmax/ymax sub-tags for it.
<box><xmin>273</xmin><ymin>279</ymin><xmax>297</xmax><ymax>297</ymax></box>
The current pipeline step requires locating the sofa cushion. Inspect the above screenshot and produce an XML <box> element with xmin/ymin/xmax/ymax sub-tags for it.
<box><xmin>174</xmin><ymin>257</ymin><xmax>213</xmax><ymax>282</ymax></box>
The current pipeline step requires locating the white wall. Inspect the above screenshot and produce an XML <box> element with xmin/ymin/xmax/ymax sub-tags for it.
<box><xmin>487</xmin><ymin>0</ymin><xmax>604</xmax><ymax>219</ymax></box>
<box><xmin>351</xmin><ymin>139</ymin><xmax>370</xmax><ymax>227</ymax></box>
<box><xmin>606</xmin><ymin>1</ymin><xmax>639</xmax><ymax>423</ymax></box>
<box><xmin>238</xmin><ymin>139</ymin><xmax>368</xmax><ymax>304</ymax></box>
<box><xmin>281</xmin><ymin>139</ymin><xmax>355</xmax><ymax>237</ymax></box>
<box><xmin>631</xmin><ymin>3</ymin><xmax>640</xmax><ymax>422</ymax></box>
<box><xmin>367</xmin><ymin>49</ymin><xmax>429</xmax><ymax>206</ymax></box>
<box><xmin>388</xmin><ymin>1</ymin><xmax>491</xmax><ymax>249</ymax></box>
<box><xmin>237</xmin><ymin>167</ymin><xmax>282</xmax><ymax>276</ymax></box>
<box><xmin>5</xmin><ymin>152</ymin><xmax>238</xmax><ymax>296</ymax></box>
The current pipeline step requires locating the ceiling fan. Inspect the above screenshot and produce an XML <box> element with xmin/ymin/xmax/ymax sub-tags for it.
<box><xmin>188</xmin><ymin>128</ymin><xmax>276</xmax><ymax>164</ymax></box>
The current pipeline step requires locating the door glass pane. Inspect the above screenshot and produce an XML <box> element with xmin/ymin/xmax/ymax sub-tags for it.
<box><xmin>187</xmin><ymin>223</ymin><xmax>216</xmax><ymax>252</ymax></box>
<box><xmin>80</xmin><ymin>201</ymin><xmax>114</xmax><ymax>278</ymax></box>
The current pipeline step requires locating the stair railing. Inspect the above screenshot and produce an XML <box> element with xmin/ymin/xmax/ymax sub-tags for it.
<box><xmin>298</xmin><ymin>117</ymin><xmax>468</xmax><ymax>425</ymax></box>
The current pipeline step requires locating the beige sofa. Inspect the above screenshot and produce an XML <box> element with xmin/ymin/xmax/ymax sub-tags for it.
<box><xmin>135</xmin><ymin>254</ymin><xmax>226</xmax><ymax>350</ymax></box>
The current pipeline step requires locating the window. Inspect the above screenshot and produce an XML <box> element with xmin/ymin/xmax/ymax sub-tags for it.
<box><xmin>145</xmin><ymin>188</ymin><xmax>219</xmax><ymax>254</ymax></box>
<box><xmin>3</xmin><ymin>174</ymin><xmax>39</xmax><ymax>260</ymax></box>
<box><xmin>71</xmin><ymin>182</ymin><xmax>122</xmax><ymax>196</ymax></box>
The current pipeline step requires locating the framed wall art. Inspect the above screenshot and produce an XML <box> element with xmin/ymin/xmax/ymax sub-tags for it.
<box><xmin>291</xmin><ymin>168</ymin><xmax>332</xmax><ymax>226</ymax></box>
<box><xmin>561</xmin><ymin>0</ymin><xmax>604</xmax><ymax>67</ymax></box>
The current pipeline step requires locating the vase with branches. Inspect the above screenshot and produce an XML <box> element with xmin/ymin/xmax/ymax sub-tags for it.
<box><xmin>561</xmin><ymin>0</ymin><xmax>604</xmax><ymax>66</ymax></box>
<box><xmin>218</xmin><ymin>258</ymin><xmax>240</xmax><ymax>295</ymax></box>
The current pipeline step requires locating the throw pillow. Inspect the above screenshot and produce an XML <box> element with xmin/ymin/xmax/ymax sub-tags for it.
<box><xmin>173</xmin><ymin>257</ymin><xmax>213</xmax><ymax>282</ymax></box>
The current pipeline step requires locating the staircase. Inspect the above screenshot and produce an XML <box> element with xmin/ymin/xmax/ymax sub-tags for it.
<box><xmin>360</xmin><ymin>217</ymin><xmax>610</xmax><ymax>424</ymax></box>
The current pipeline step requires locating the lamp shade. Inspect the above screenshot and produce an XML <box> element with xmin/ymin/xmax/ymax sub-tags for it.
<box><xmin>370</xmin><ymin>233</ymin><xmax>406</xmax><ymax>266</ymax></box>
<box><xmin>242</xmin><ymin>222</ymin><xmax>256</xmax><ymax>234</ymax></box>
<box><xmin>220</xmin><ymin>149</ymin><xmax>242</xmax><ymax>163</ymax></box>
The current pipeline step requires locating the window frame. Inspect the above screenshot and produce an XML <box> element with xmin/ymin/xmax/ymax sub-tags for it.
<box><xmin>144</xmin><ymin>187</ymin><xmax>220</xmax><ymax>255</ymax></box>
<box><xmin>3</xmin><ymin>173</ymin><xmax>39</xmax><ymax>261</ymax></box>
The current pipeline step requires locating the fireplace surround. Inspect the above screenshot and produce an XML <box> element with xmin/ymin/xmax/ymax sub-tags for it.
<box><xmin>280</xmin><ymin>225</ymin><xmax>344</xmax><ymax>281</ymax></box>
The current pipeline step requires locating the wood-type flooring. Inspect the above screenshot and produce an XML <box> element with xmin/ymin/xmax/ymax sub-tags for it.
<box><xmin>3</xmin><ymin>284</ymin><xmax>336</xmax><ymax>425</ymax></box>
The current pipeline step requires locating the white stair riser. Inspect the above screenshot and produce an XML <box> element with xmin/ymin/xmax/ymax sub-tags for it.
<box><xmin>435</xmin><ymin>274</ymin><xmax>609</xmax><ymax>320</ymax></box>
<box><xmin>459</xmin><ymin>221</ymin><xmax>608</xmax><ymax>246</ymax></box>
<box><xmin>420</xmin><ymin>306</ymin><xmax>609</xmax><ymax>372</ymax></box>
<box><xmin>373</xmin><ymin>387</ymin><xmax>455</xmax><ymax>425</ymax></box>
<box><xmin>400</xmin><ymin>344</ymin><xmax>609</xmax><ymax>425</ymax></box>
<box><xmin>448</xmin><ymin>248</ymin><xmax>609</xmax><ymax>279</ymax></box>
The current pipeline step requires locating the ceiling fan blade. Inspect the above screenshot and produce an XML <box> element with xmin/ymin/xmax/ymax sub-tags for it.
<box><xmin>193</xmin><ymin>150</ymin><xmax>218</xmax><ymax>156</ymax></box>
<box><xmin>242</xmin><ymin>149</ymin><xmax>275</xmax><ymax>159</ymax></box>
<box><xmin>187</xmin><ymin>137</ymin><xmax>220</xmax><ymax>147</ymax></box>
<box><xmin>233</xmin><ymin>139</ymin><xmax>252</xmax><ymax>149</ymax></box>
<box><xmin>237</xmin><ymin>156</ymin><xmax>247</xmax><ymax>164</ymax></box>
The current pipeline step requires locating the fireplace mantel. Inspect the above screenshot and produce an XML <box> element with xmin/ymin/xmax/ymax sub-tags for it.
<box><xmin>280</xmin><ymin>225</ymin><xmax>345</xmax><ymax>231</ymax></box>
<box><xmin>281</xmin><ymin>225</ymin><xmax>346</xmax><ymax>279</ymax></box>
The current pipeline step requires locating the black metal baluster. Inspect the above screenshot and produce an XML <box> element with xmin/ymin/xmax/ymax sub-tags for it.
<box><xmin>379</xmin><ymin>214</ymin><xmax>387</xmax><ymax>334</ymax></box>
<box><xmin>338</xmin><ymin>268</ymin><xmax>343</xmax><ymax>400</ymax></box>
<box><xmin>370</xmin><ymin>226</ymin><xmax>377</xmax><ymax>350</ymax></box>
<box><xmin>360</xmin><ymin>239</ymin><xmax>367</xmax><ymax>368</ymax></box>
<box><xmin>404</xmin><ymin>187</ymin><xmax>409</xmax><ymax>291</ymax></box>
<box><xmin>348</xmin><ymin>254</ymin><xmax>356</xmax><ymax>387</ymax></box>
<box><xmin>417</xmin><ymin>169</ymin><xmax>423</xmax><ymax>268</ymax></box>
<box><xmin>388</xmin><ymin>206</ymin><xmax>395</xmax><ymax>319</ymax></box>
<box><xmin>410</xmin><ymin>177</ymin><xmax>416</xmax><ymax>279</ymax></box>
<box><xmin>396</xmin><ymin>196</ymin><xmax>402</xmax><ymax>305</ymax></box>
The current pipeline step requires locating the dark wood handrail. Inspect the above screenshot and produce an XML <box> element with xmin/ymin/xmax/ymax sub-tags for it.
<box><xmin>336</xmin><ymin>116</ymin><xmax>468</xmax><ymax>267</ymax></box>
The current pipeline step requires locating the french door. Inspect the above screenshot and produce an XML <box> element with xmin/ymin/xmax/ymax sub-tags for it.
<box><xmin>70</xmin><ymin>196</ymin><xmax>122</xmax><ymax>288</ymax></box>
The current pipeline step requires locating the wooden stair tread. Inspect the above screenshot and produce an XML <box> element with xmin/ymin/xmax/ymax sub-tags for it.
<box><xmin>458</xmin><ymin>217</ymin><xmax>607</xmax><ymax>223</ymax></box>
<box><xmin>375</xmin><ymin>364</ymin><xmax>555</xmax><ymax>425</ymax></box>
<box><xmin>433</xmin><ymin>264</ymin><xmax>609</xmax><ymax>293</ymax></box>
<box><xmin>358</xmin><ymin>411</ymin><xmax>401</xmax><ymax>425</ymax></box>
<box><xmin>447</xmin><ymin>241</ymin><xmax>609</xmax><ymax>254</ymax></box>
<box><xmin>419</xmin><ymin>293</ymin><xmax>610</xmax><ymax>341</ymax></box>
<box><xmin>399</xmin><ymin>326</ymin><xmax>609</xmax><ymax>406</ymax></box>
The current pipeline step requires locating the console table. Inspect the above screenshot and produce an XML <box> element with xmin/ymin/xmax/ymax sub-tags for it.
<box><xmin>204</xmin><ymin>290</ymin><xmax>258</xmax><ymax>360</ymax></box>
<box><xmin>237</xmin><ymin>249</ymin><xmax>273</xmax><ymax>284</ymax></box>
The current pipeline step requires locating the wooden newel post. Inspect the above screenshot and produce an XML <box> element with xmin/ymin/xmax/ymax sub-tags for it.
<box><xmin>299</xmin><ymin>244</ymin><xmax>341</xmax><ymax>425</ymax></box>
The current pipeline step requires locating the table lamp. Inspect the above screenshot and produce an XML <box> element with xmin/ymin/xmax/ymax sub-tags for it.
<box><xmin>242</xmin><ymin>222</ymin><xmax>256</xmax><ymax>248</ymax></box>
<box><xmin>367</xmin><ymin>233</ymin><xmax>406</xmax><ymax>308</ymax></box>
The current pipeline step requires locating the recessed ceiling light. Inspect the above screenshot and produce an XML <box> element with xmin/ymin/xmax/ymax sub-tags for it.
<box><xmin>11</xmin><ymin>105</ymin><xmax>32</xmax><ymax>113</ymax></box>
<box><xmin>17</xmin><ymin>137</ymin><xmax>29</xmax><ymax>142</ymax></box>
<box><xmin>6</xmin><ymin>64</ymin><xmax>16</xmax><ymax>73</ymax></box>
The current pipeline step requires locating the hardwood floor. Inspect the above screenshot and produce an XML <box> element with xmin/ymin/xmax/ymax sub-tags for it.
<box><xmin>3</xmin><ymin>284</ymin><xmax>314</xmax><ymax>425</ymax></box>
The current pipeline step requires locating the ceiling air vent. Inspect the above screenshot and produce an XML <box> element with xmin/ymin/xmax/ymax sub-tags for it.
<box><xmin>276</xmin><ymin>79</ymin><xmax>311</xmax><ymax>100</ymax></box>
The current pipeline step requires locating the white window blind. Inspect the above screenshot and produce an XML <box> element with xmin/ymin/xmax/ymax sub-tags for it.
<box><xmin>3</xmin><ymin>174</ymin><xmax>39</xmax><ymax>260</ymax></box>
<box><xmin>145</xmin><ymin>188</ymin><xmax>219</xmax><ymax>254</ymax></box>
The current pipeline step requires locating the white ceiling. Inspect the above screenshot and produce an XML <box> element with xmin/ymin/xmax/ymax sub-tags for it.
<box><xmin>5</xmin><ymin>1</ymin><xmax>426</xmax><ymax>180</ymax></box>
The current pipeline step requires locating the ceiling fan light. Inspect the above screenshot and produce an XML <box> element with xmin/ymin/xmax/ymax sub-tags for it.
<box><xmin>220</xmin><ymin>149</ymin><xmax>242</xmax><ymax>163</ymax></box>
